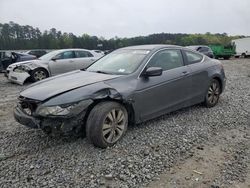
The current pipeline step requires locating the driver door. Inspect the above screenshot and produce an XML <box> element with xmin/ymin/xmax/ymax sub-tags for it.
<box><xmin>133</xmin><ymin>49</ymin><xmax>192</xmax><ymax>121</ymax></box>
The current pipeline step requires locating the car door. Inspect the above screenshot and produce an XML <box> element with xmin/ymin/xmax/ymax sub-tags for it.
<box><xmin>183</xmin><ymin>50</ymin><xmax>210</xmax><ymax>102</ymax></box>
<box><xmin>48</xmin><ymin>51</ymin><xmax>76</xmax><ymax>76</ymax></box>
<box><xmin>1</xmin><ymin>52</ymin><xmax>13</xmax><ymax>70</ymax></box>
<box><xmin>133</xmin><ymin>49</ymin><xmax>192</xmax><ymax>121</ymax></box>
<box><xmin>74</xmin><ymin>50</ymin><xmax>96</xmax><ymax>70</ymax></box>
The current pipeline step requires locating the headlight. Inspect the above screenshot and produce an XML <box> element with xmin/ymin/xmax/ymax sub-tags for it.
<box><xmin>36</xmin><ymin>99</ymin><xmax>93</xmax><ymax>117</ymax></box>
<box><xmin>14</xmin><ymin>65</ymin><xmax>31</xmax><ymax>73</ymax></box>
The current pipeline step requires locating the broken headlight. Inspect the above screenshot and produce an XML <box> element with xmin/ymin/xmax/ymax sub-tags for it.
<box><xmin>14</xmin><ymin>65</ymin><xmax>31</xmax><ymax>73</ymax></box>
<box><xmin>36</xmin><ymin>99</ymin><xmax>93</xmax><ymax>117</ymax></box>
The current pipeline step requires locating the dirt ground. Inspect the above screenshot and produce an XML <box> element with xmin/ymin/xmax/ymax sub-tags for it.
<box><xmin>0</xmin><ymin>59</ymin><xmax>249</xmax><ymax>188</ymax></box>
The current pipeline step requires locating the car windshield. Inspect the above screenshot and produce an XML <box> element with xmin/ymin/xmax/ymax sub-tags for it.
<box><xmin>87</xmin><ymin>49</ymin><xmax>149</xmax><ymax>75</ymax></box>
<box><xmin>39</xmin><ymin>50</ymin><xmax>58</xmax><ymax>61</ymax></box>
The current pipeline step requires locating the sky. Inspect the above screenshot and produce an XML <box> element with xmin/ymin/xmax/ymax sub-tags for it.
<box><xmin>0</xmin><ymin>0</ymin><xmax>250</xmax><ymax>39</ymax></box>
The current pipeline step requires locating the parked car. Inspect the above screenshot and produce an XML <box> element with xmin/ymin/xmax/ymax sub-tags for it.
<box><xmin>0</xmin><ymin>51</ymin><xmax>36</xmax><ymax>72</ymax></box>
<box><xmin>92</xmin><ymin>50</ymin><xmax>105</xmax><ymax>56</ymax></box>
<box><xmin>13</xmin><ymin>45</ymin><xmax>226</xmax><ymax>148</ymax></box>
<box><xmin>187</xmin><ymin>45</ymin><xmax>214</xmax><ymax>58</ymax></box>
<box><xmin>232</xmin><ymin>37</ymin><xmax>250</xmax><ymax>58</ymax></box>
<box><xmin>6</xmin><ymin>49</ymin><xmax>102</xmax><ymax>85</ymax></box>
<box><xmin>25</xmin><ymin>49</ymin><xmax>49</xmax><ymax>58</ymax></box>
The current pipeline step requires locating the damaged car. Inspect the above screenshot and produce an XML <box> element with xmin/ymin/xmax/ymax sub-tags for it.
<box><xmin>6</xmin><ymin>49</ymin><xmax>102</xmax><ymax>85</ymax></box>
<box><xmin>0</xmin><ymin>51</ymin><xmax>36</xmax><ymax>72</ymax></box>
<box><xmin>14</xmin><ymin>45</ymin><xmax>226</xmax><ymax>148</ymax></box>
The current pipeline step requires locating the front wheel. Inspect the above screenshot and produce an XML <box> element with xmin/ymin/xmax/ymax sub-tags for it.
<box><xmin>86</xmin><ymin>101</ymin><xmax>128</xmax><ymax>148</ymax></box>
<box><xmin>204</xmin><ymin>79</ymin><xmax>221</xmax><ymax>108</ymax></box>
<box><xmin>30</xmin><ymin>68</ymin><xmax>49</xmax><ymax>82</ymax></box>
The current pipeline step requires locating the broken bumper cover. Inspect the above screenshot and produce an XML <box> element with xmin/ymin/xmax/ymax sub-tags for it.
<box><xmin>14</xmin><ymin>106</ymin><xmax>40</xmax><ymax>128</ymax></box>
<box><xmin>8</xmin><ymin>71</ymin><xmax>30</xmax><ymax>85</ymax></box>
<box><xmin>14</xmin><ymin>105</ymin><xmax>88</xmax><ymax>133</ymax></box>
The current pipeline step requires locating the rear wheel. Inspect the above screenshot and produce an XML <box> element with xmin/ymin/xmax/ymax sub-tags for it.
<box><xmin>86</xmin><ymin>101</ymin><xmax>128</xmax><ymax>148</ymax></box>
<box><xmin>30</xmin><ymin>68</ymin><xmax>49</xmax><ymax>82</ymax></box>
<box><xmin>204</xmin><ymin>79</ymin><xmax>221</xmax><ymax>108</ymax></box>
<box><xmin>242</xmin><ymin>53</ymin><xmax>247</xmax><ymax>58</ymax></box>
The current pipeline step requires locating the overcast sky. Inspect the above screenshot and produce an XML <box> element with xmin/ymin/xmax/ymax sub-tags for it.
<box><xmin>0</xmin><ymin>0</ymin><xmax>250</xmax><ymax>38</ymax></box>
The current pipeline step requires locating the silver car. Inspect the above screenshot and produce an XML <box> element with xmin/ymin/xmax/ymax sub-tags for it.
<box><xmin>6</xmin><ymin>49</ymin><xmax>102</xmax><ymax>85</ymax></box>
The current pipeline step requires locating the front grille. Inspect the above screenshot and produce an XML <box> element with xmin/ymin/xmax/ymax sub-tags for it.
<box><xmin>18</xmin><ymin>96</ymin><xmax>41</xmax><ymax>116</ymax></box>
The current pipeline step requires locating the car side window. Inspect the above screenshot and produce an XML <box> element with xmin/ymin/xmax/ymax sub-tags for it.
<box><xmin>147</xmin><ymin>49</ymin><xmax>184</xmax><ymax>71</ymax></box>
<box><xmin>75</xmin><ymin>51</ymin><xmax>93</xmax><ymax>58</ymax></box>
<box><xmin>4</xmin><ymin>52</ymin><xmax>12</xmax><ymax>58</ymax></box>
<box><xmin>184</xmin><ymin>50</ymin><xmax>203</xmax><ymax>64</ymax></box>
<box><xmin>198</xmin><ymin>47</ymin><xmax>208</xmax><ymax>52</ymax></box>
<box><xmin>54</xmin><ymin>51</ymin><xmax>75</xmax><ymax>60</ymax></box>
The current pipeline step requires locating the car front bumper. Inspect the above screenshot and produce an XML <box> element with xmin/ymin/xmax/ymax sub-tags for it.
<box><xmin>8</xmin><ymin>71</ymin><xmax>30</xmax><ymax>85</ymax></box>
<box><xmin>14</xmin><ymin>105</ymin><xmax>87</xmax><ymax>134</ymax></box>
<box><xmin>14</xmin><ymin>106</ymin><xmax>40</xmax><ymax>128</ymax></box>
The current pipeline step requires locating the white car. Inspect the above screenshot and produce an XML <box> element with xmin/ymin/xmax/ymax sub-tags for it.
<box><xmin>6</xmin><ymin>49</ymin><xmax>103</xmax><ymax>85</ymax></box>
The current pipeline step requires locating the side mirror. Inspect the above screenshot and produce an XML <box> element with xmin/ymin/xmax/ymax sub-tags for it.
<box><xmin>142</xmin><ymin>67</ymin><xmax>163</xmax><ymax>77</ymax></box>
<box><xmin>51</xmin><ymin>57</ymin><xmax>58</xmax><ymax>61</ymax></box>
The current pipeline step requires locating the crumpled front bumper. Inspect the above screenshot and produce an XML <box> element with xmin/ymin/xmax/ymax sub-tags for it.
<box><xmin>14</xmin><ymin>106</ymin><xmax>40</xmax><ymax>128</ymax></box>
<box><xmin>14</xmin><ymin>105</ymin><xmax>87</xmax><ymax>134</ymax></box>
<box><xmin>8</xmin><ymin>71</ymin><xmax>30</xmax><ymax>85</ymax></box>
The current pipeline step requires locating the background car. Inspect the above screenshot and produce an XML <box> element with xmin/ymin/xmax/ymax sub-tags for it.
<box><xmin>0</xmin><ymin>51</ymin><xmax>36</xmax><ymax>72</ymax></box>
<box><xmin>25</xmin><ymin>49</ymin><xmax>49</xmax><ymax>58</ymax></box>
<box><xmin>6</xmin><ymin>48</ymin><xmax>103</xmax><ymax>85</ymax></box>
<box><xmin>91</xmin><ymin>50</ymin><xmax>105</xmax><ymax>56</ymax></box>
<box><xmin>13</xmin><ymin>45</ymin><xmax>226</xmax><ymax>148</ymax></box>
<box><xmin>187</xmin><ymin>45</ymin><xmax>214</xmax><ymax>58</ymax></box>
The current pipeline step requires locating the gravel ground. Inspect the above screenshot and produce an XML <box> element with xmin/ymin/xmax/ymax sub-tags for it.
<box><xmin>0</xmin><ymin>59</ymin><xmax>249</xmax><ymax>188</ymax></box>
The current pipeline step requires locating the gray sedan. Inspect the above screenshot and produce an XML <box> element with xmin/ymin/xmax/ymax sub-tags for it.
<box><xmin>14</xmin><ymin>45</ymin><xmax>226</xmax><ymax>148</ymax></box>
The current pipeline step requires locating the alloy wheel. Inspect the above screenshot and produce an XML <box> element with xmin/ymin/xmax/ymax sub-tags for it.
<box><xmin>207</xmin><ymin>81</ymin><xmax>220</xmax><ymax>105</ymax></box>
<box><xmin>102</xmin><ymin>108</ymin><xmax>126</xmax><ymax>144</ymax></box>
<box><xmin>34</xmin><ymin>70</ymin><xmax>46</xmax><ymax>81</ymax></box>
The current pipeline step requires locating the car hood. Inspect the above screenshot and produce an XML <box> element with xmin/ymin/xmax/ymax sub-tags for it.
<box><xmin>20</xmin><ymin>70</ymin><xmax>122</xmax><ymax>101</ymax></box>
<box><xmin>8</xmin><ymin>59</ymin><xmax>47</xmax><ymax>68</ymax></box>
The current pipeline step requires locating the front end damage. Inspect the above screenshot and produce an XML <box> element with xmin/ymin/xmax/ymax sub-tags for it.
<box><xmin>14</xmin><ymin>86</ymin><xmax>129</xmax><ymax>136</ymax></box>
<box><xmin>8</xmin><ymin>62</ymin><xmax>47</xmax><ymax>85</ymax></box>
<box><xmin>14</xmin><ymin>96</ymin><xmax>94</xmax><ymax>135</ymax></box>
<box><xmin>8</xmin><ymin>71</ymin><xmax>30</xmax><ymax>85</ymax></box>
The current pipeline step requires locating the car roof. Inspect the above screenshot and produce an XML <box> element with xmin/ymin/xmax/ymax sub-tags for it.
<box><xmin>53</xmin><ymin>48</ymin><xmax>91</xmax><ymax>53</ymax></box>
<box><xmin>187</xmin><ymin>45</ymin><xmax>210</xmax><ymax>48</ymax></box>
<box><xmin>120</xmin><ymin>44</ymin><xmax>182</xmax><ymax>50</ymax></box>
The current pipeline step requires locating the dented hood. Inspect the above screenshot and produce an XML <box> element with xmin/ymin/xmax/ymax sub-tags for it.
<box><xmin>20</xmin><ymin>70</ymin><xmax>121</xmax><ymax>101</ymax></box>
<box><xmin>9</xmin><ymin>59</ymin><xmax>47</xmax><ymax>68</ymax></box>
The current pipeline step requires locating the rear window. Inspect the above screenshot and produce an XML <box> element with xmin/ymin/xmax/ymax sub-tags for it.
<box><xmin>75</xmin><ymin>51</ymin><xmax>93</xmax><ymax>58</ymax></box>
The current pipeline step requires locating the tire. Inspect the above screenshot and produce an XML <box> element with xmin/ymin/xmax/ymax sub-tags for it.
<box><xmin>30</xmin><ymin>68</ymin><xmax>49</xmax><ymax>82</ymax></box>
<box><xmin>223</xmin><ymin>56</ymin><xmax>230</xmax><ymax>60</ymax></box>
<box><xmin>242</xmin><ymin>53</ymin><xmax>247</xmax><ymax>58</ymax></box>
<box><xmin>204</xmin><ymin>79</ymin><xmax>221</xmax><ymax>108</ymax></box>
<box><xmin>86</xmin><ymin>101</ymin><xmax>128</xmax><ymax>148</ymax></box>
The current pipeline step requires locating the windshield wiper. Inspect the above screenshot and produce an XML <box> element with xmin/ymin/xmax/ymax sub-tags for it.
<box><xmin>95</xmin><ymin>70</ymin><xmax>111</xmax><ymax>74</ymax></box>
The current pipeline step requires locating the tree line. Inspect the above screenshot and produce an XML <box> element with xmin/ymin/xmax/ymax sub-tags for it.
<box><xmin>0</xmin><ymin>21</ymin><xmax>245</xmax><ymax>50</ymax></box>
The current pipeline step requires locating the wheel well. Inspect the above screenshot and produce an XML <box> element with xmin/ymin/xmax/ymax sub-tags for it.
<box><xmin>83</xmin><ymin>98</ymin><xmax>135</xmax><ymax>127</ymax></box>
<box><xmin>212</xmin><ymin>77</ymin><xmax>222</xmax><ymax>93</ymax></box>
<box><xmin>30</xmin><ymin>67</ymin><xmax>49</xmax><ymax>76</ymax></box>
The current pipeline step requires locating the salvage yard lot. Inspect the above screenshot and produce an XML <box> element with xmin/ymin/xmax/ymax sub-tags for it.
<box><xmin>0</xmin><ymin>59</ymin><xmax>249</xmax><ymax>188</ymax></box>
